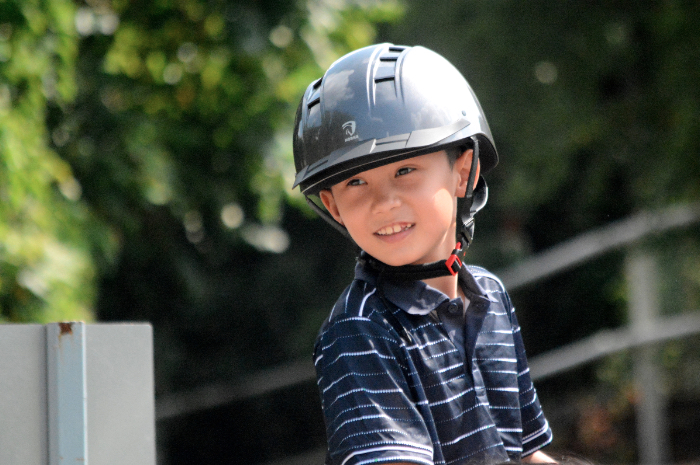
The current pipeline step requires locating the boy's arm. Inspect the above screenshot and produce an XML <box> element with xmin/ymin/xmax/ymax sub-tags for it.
<box><xmin>385</xmin><ymin>453</ymin><xmax>559</xmax><ymax>465</ymax></box>
<box><xmin>523</xmin><ymin>450</ymin><xmax>558</xmax><ymax>463</ymax></box>
<box><xmin>378</xmin><ymin>452</ymin><xmax>559</xmax><ymax>464</ymax></box>
<box><xmin>496</xmin><ymin>278</ymin><xmax>553</xmax><ymax>458</ymax></box>
<box><xmin>316</xmin><ymin>314</ymin><xmax>434</xmax><ymax>465</ymax></box>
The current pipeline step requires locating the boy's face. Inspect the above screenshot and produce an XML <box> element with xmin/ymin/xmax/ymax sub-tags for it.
<box><xmin>319</xmin><ymin>149</ymin><xmax>478</xmax><ymax>267</ymax></box>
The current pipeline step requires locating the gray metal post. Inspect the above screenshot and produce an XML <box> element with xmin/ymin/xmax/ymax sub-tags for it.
<box><xmin>0</xmin><ymin>322</ymin><xmax>155</xmax><ymax>465</ymax></box>
<box><xmin>47</xmin><ymin>322</ymin><xmax>89</xmax><ymax>464</ymax></box>
<box><xmin>0</xmin><ymin>325</ymin><xmax>47</xmax><ymax>464</ymax></box>
<box><xmin>626</xmin><ymin>252</ymin><xmax>671</xmax><ymax>465</ymax></box>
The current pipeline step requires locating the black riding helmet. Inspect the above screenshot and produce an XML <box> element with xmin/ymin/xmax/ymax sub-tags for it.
<box><xmin>292</xmin><ymin>43</ymin><xmax>499</xmax><ymax>280</ymax></box>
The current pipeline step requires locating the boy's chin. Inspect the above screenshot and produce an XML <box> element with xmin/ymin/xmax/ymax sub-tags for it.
<box><xmin>370</xmin><ymin>255</ymin><xmax>418</xmax><ymax>268</ymax></box>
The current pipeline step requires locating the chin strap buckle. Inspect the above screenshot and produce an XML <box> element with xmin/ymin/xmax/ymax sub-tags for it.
<box><xmin>445</xmin><ymin>243</ymin><xmax>463</xmax><ymax>276</ymax></box>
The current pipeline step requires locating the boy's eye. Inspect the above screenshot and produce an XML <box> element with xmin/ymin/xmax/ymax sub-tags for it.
<box><xmin>396</xmin><ymin>167</ymin><xmax>415</xmax><ymax>177</ymax></box>
<box><xmin>346</xmin><ymin>178</ymin><xmax>365</xmax><ymax>186</ymax></box>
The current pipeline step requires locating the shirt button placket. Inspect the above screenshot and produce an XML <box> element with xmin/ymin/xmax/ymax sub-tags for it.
<box><xmin>447</xmin><ymin>302</ymin><xmax>460</xmax><ymax>315</ymax></box>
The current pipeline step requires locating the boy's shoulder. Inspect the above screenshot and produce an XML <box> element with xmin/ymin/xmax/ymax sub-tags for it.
<box><xmin>464</xmin><ymin>264</ymin><xmax>514</xmax><ymax>316</ymax></box>
<box><xmin>313</xmin><ymin>276</ymin><xmax>405</xmax><ymax>358</ymax></box>
<box><xmin>465</xmin><ymin>264</ymin><xmax>508</xmax><ymax>293</ymax></box>
<box><xmin>321</xmin><ymin>277</ymin><xmax>388</xmax><ymax>329</ymax></box>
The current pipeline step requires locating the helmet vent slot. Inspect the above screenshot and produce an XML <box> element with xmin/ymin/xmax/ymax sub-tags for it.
<box><xmin>307</xmin><ymin>95</ymin><xmax>321</xmax><ymax>110</ymax></box>
<box><xmin>375</xmin><ymin>50</ymin><xmax>400</xmax><ymax>83</ymax></box>
<box><xmin>374</xmin><ymin>63</ymin><xmax>396</xmax><ymax>83</ymax></box>
<box><xmin>307</xmin><ymin>81</ymin><xmax>322</xmax><ymax>111</ymax></box>
<box><xmin>375</xmin><ymin>75</ymin><xmax>395</xmax><ymax>83</ymax></box>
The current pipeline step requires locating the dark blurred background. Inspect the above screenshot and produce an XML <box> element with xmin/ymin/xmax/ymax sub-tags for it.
<box><xmin>1</xmin><ymin>1</ymin><xmax>699</xmax><ymax>464</ymax></box>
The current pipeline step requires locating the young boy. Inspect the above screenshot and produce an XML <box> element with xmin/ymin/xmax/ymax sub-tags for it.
<box><xmin>292</xmin><ymin>44</ymin><xmax>554</xmax><ymax>464</ymax></box>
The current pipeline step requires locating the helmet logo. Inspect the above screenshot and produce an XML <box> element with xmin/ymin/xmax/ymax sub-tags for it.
<box><xmin>342</xmin><ymin>121</ymin><xmax>359</xmax><ymax>142</ymax></box>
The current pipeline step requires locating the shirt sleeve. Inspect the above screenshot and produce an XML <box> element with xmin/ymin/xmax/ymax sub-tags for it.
<box><xmin>507</xmin><ymin>298</ymin><xmax>554</xmax><ymax>456</ymax></box>
<box><xmin>314</xmin><ymin>312</ymin><xmax>434</xmax><ymax>465</ymax></box>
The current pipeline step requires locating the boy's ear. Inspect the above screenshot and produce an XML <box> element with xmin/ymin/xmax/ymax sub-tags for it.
<box><xmin>455</xmin><ymin>148</ymin><xmax>481</xmax><ymax>198</ymax></box>
<box><xmin>319</xmin><ymin>189</ymin><xmax>344</xmax><ymax>225</ymax></box>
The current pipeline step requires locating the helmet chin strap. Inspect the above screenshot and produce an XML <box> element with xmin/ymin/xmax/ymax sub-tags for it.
<box><xmin>459</xmin><ymin>136</ymin><xmax>481</xmax><ymax>250</ymax></box>
<box><xmin>305</xmin><ymin>196</ymin><xmax>353</xmax><ymax>239</ymax></box>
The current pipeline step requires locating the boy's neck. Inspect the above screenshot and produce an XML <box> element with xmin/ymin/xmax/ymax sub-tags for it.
<box><xmin>423</xmin><ymin>274</ymin><xmax>461</xmax><ymax>301</ymax></box>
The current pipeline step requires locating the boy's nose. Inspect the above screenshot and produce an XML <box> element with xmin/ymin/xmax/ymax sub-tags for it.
<box><xmin>370</xmin><ymin>185</ymin><xmax>401</xmax><ymax>214</ymax></box>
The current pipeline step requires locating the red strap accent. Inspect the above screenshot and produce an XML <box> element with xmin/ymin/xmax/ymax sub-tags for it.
<box><xmin>445</xmin><ymin>243</ymin><xmax>463</xmax><ymax>276</ymax></box>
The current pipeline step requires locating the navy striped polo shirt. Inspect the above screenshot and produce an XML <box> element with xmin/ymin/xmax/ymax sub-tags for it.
<box><xmin>313</xmin><ymin>260</ymin><xmax>552</xmax><ymax>465</ymax></box>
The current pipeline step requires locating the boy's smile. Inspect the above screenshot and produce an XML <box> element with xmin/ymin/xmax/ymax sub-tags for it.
<box><xmin>375</xmin><ymin>222</ymin><xmax>413</xmax><ymax>237</ymax></box>
<box><xmin>319</xmin><ymin>149</ymin><xmax>477</xmax><ymax>268</ymax></box>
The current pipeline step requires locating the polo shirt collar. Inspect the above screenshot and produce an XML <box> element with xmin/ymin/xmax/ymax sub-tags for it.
<box><xmin>354</xmin><ymin>259</ymin><xmax>494</xmax><ymax>316</ymax></box>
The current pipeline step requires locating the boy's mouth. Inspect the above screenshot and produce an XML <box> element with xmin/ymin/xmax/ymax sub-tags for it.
<box><xmin>375</xmin><ymin>223</ymin><xmax>414</xmax><ymax>236</ymax></box>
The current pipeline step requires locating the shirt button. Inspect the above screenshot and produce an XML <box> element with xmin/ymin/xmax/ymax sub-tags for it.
<box><xmin>447</xmin><ymin>303</ymin><xmax>460</xmax><ymax>315</ymax></box>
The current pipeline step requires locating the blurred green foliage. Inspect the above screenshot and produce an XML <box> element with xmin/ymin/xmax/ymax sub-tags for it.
<box><xmin>0</xmin><ymin>0</ymin><xmax>106</xmax><ymax>322</ymax></box>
